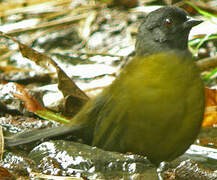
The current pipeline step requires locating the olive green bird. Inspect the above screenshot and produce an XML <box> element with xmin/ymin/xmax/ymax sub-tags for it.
<box><xmin>5</xmin><ymin>7</ymin><xmax>205</xmax><ymax>166</ymax></box>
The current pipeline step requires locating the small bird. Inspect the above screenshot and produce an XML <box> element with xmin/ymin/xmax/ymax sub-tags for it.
<box><xmin>5</xmin><ymin>7</ymin><xmax>205</xmax><ymax>166</ymax></box>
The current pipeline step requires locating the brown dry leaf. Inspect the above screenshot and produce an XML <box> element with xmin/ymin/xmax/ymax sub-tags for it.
<box><xmin>202</xmin><ymin>87</ymin><xmax>217</xmax><ymax>127</ymax></box>
<box><xmin>12</xmin><ymin>83</ymin><xmax>70</xmax><ymax>124</ymax></box>
<box><xmin>0</xmin><ymin>31</ymin><xmax>89</xmax><ymax>116</ymax></box>
<box><xmin>13</xmin><ymin>83</ymin><xmax>45</xmax><ymax>112</ymax></box>
<box><xmin>0</xmin><ymin>166</ymin><xmax>14</xmax><ymax>180</ymax></box>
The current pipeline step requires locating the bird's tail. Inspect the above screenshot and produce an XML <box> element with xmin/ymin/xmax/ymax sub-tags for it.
<box><xmin>5</xmin><ymin>125</ymin><xmax>83</xmax><ymax>147</ymax></box>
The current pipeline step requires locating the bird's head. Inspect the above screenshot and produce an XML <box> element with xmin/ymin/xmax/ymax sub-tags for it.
<box><xmin>135</xmin><ymin>7</ymin><xmax>202</xmax><ymax>56</ymax></box>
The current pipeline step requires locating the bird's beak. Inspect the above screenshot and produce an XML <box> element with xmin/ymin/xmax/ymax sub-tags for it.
<box><xmin>183</xmin><ymin>18</ymin><xmax>203</xmax><ymax>29</ymax></box>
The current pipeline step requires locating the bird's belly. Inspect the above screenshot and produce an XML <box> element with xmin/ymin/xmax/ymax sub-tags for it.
<box><xmin>122</xmin><ymin>85</ymin><xmax>203</xmax><ymax>164</ymax></box>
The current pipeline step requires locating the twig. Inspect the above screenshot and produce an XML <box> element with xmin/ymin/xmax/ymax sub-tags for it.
<box><xmin>5</xmin><ymin>13</ymin><xmax>90</xmax><ymax>36</ymax></box>
<box><xmin>196</xmin><ymin>55</ymin><xmax>217</xmax><ymax>71</ymax></box>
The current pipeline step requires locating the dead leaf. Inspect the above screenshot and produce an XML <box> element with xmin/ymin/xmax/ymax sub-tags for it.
<box><xmin>0</xmin><ymin>166</ymin><xmax>14</xmax><ymax>180</ymax></box>
<box><xmin>203</xmin><ymin>87</ymin><xmax>217</xmax><ymax>127</ymax></box>
<box><xmin>13</xmin><ymin>83</ymin><xmax>70</xmax><ymax>124</ymax></box>
<box><xmin>0</xmin><ymin>31</ymin><xmax>89</xmax><ymax>117</ymax></box>
<box><xmin>13</xmin><ymin>83</ymin><xmax>45</xmax><ymax>112</ymax></box>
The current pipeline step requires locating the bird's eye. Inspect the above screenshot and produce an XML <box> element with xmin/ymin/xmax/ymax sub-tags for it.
<box><xmin>164</xmin><ymin>18</ymin><xmax>173</xmax><ymax>28</ymax></box>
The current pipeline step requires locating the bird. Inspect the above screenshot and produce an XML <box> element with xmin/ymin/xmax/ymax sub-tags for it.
<box><xmin>5</xmin><ymin>6</ymin><xmax>205</xmax><ymax>166</ymax></box>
